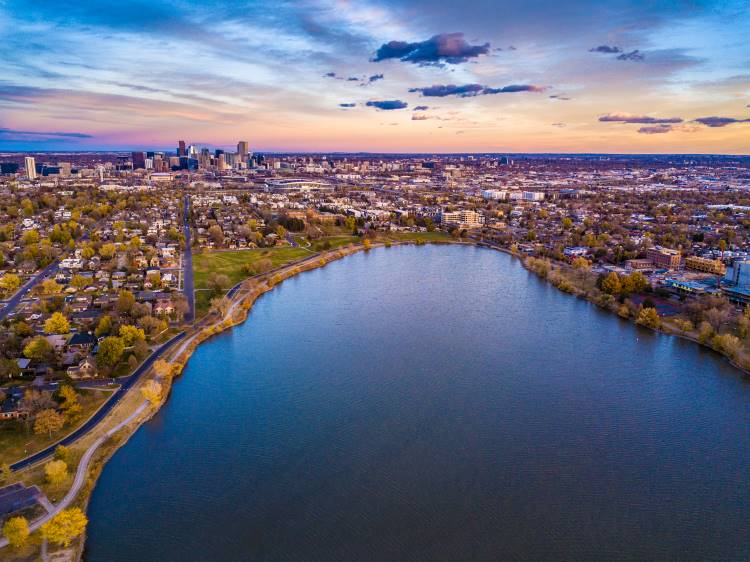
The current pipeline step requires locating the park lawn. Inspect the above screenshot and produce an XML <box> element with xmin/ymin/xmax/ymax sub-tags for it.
<box><xmin>385</xmin><ymin>231</ymin><xmax>452</xmax><ymax>243</ymax></box>
<box><xmin>193</xmin><ymin>246</ymin><xmax>311</xmax><ymax>317</ymax></box>
<box><xmin>309</xmin><ymin>235</ymin><xmax>361</xmax><ymax>252</ymax></box>
<box><xmin>0</xmin><ymin>388</ymin><xmax>114</xmax><ymax>466</ymax></box>
<box><xmin>193</xmin><ymin>246</ymin><xmax>311</xmax><ymax>290</ymax></box>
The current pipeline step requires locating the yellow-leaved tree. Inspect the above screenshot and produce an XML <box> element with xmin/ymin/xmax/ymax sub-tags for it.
<box><xmin>41</xmin><ymin>508</ymin><xmax>88</xmax><ymax>547</ymax></box>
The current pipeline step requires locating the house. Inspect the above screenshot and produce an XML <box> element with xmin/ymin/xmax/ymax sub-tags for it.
<box><xmin>67</xmin><ymin>356</ymin><xmax>97</xmax><ymax>379</ymax></box>
<box><xmin>67</xmin><ymin>332</ymin><xmax>97</xmax><ymax>354</ymax></box>
<box><xmin>154</xmin><ymin>298</ymin><xmax>175</xmax><ymax>315</ymax></box>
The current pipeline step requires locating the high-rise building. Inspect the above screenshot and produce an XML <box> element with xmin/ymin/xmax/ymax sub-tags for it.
<box><xmin>24</xmin><ymin>156</ymin><xmax>36</xmax><ymax>180</ymax></box>
<box><xmin>177</xmin><ymin>140</ymin><xmax>186</xmax><ymax>156</ymax></box>
<box><xmin>132</xmin><ymin>151</ymin><xmax>146</xmax><ymax>169</ymax></box>
<box><xmin>237</xmin><ymin>140</ymin><xmax>249</xmax><ymax>160</ymax></box>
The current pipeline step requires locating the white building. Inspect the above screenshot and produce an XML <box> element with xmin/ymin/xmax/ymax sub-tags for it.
<box><xmin>25</xmin><ymin>156</ymin><xmax>36</xmax><ymax>180</ymax></box>
<box><xmin>481</xmin><ymin>189</ymin><xmax>508</xmax><ymax>201</ymax></box>
<box><xmin>522</xmin><ymin>191</ymin><xmax>545</xmax><ymax>202</ymax></box>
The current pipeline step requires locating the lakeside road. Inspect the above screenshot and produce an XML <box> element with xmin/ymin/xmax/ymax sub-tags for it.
<box><xmin>0</xmin><ymin>401</ymin><xmax>150</xmax><ymax>549</ymax></box>
<box><xmin>182</xmin><ymin>194</ymin><xmax>195</xmax><ymax>323</ymax></box>
<box><xmin>10</xmin><ymin>332</ymin><xmax>187</xmax><ymax>472</ymax></box>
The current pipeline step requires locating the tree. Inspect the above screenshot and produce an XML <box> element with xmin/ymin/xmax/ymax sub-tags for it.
<box><xmin>208</xmin><ymin>273</ymin><xmax>230</xmax><ymax>295</ymax></box>
<box><xmin>1</xmin><ymin>463</ymin><xmax>11</xmax><ymax>482</ymax></box>
<box><xmin>97</xmin><ymin>336</ymin><xmax>125</xmax><ymax>369</ymax></box>
<box><xmin>601</xmin><ymin>272</ymin><xmax>622</xmax><ymax>296</ymax></box>
<box><xmin>0</xmin><ymin>273</ymin><xmax>21</xmax><ymax>294</ymax></box>
<box><xmin>34</xmin><ymin>409</ymin><xmax>65</xmax><ymax>438</ymax></box>
<box><xmin>44</xmin><ymin>459</ymin><xmax>68</xmax><ymax>486</ymax></box>
<box><xmin>0</xmin><ymin>358</ymin><xmax>21</xmax><ymax>379</ymax></box>
<box><xmin>208</xmin><ymin>224</ymin><xmax>224</xmax><ymax>245</ymax></box>
<box><xmin>23</xmin><ymin>336</ymin><xmax>55</xmax><ymax>363</ymax></box>
<box><xmin>41</xmin><ymin>279</ymin><xmax>62</xmax><ymax>295</ymax></box>
<box><xmin>636</xmin><ymin>306</ymin><xmax>660</xmax><ymax>329</ymax></box>
<box><xmin>95</xmin><ymin>314</ymin><xmax>113</xmax><ymax>337</ymax></box>
<box><xmin>141</xmin><ymin>380</ymin><xmax>163</xmax><ymax>405</ymax></box>
<box><xmin>41</xmin><ymin>508</ymin><xmax>88</xmax><ymax>547</ymax></box>
<box><xmin>153</xmin><ymin>359</ymin><xmax>173</xmax><ymax>380</ymax></box>
<box><xmin>55</xmin><ymin>445</ymin><xmax>71</xmax><ymax>463</ymax></box>
<box><xmin>58</xmin><ymin>385</ymin><xmax>82</xmax><ymax>420</ymax></box>
<box><xmin>363</xmin><ymin>238</ymin><xmax>372</xmax><ymax>250</ymax></box>
<box><xmin>44</xmin><ymin>312</ymin><xmax>70</xmax><ymax>334</ymax></box>
<box><xmin>119</xmin><ymin>324</ymin><xmax>145</xmax><ymax>347</ymax></box>
<box><xmin>99</xmin><ymin>242</ymin><xmax>116</xmax><ymax>259</ymax></box>
<box><xmin>3</xmin><ymin>516</ymin><xmax>29</xmax><ymax>549</ymax></box>
<box><xmin>116</xmin><ymin>289</ymin><xmax>136</xmax><ymax>315</ymax></box>
<box><xmin>70</xmin><ymin>274</ymin><xmax>89</xmax><ymax>289</ymax></box>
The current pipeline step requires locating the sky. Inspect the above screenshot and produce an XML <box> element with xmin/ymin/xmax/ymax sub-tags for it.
<box><xmin>0</xmin><ymin>0</ymin><xmax>749</xmax><ymax>154</ymax></box>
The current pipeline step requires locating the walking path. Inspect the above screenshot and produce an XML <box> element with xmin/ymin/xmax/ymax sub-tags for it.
<box><xmin>0</xmin><ymin>402</ymin><xmax>149</xmax><ymax>548</ymax></box>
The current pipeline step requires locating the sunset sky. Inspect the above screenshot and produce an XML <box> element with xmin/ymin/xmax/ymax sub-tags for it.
<box><xmin>1</xmin><ymin>0</ymin><xmax>749</xmax><ymax>153</ymax></box>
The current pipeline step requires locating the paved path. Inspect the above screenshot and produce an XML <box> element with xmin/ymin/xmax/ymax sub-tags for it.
<box><xmin>182</xmin><ymin>194</ymin><xmax>195</xmax><ymax>323</ymax></box>
<box><xmin>0</xmin><ymin>402</ymin><xmax>149</xmax><ymax>549</ymax></box>
<box><xmin>10</xmin><ymin>332</ymin><xmax>186</xmax><ymax>472</ymax></box>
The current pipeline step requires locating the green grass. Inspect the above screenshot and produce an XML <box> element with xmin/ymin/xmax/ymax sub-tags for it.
<box><xmin>0</xmin><ymin>388</ymin><xmax>113</xmax><ymax>466</ymax></box>
<box><xmin>309</xmin><ymin>236</ymin><xmax>360</xmax><ymax>252</ymax></box>
<box><xmin>193</xmin><ymin>246</ymin><xmax>312</xmax><ymax>317</ymax></box>
<box><xmin>193</xmin><ymin>247</ymin><xmax>311</xmax><ymax>290</ymax></box>
<box><xmin>385</xmin><ymin>231</ymin><xmax>452</xmax><ymax>243</ymax></box>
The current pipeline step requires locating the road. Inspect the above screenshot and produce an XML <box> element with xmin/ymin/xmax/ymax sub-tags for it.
<box><xmin>10</xmin><ymin>331</ymin><xmax>186</xmax><ymax>472</ymax></box>
<box><xmin>0</xmin><ymin>401</ymin><xmax>149</xmax><ymax>549</ymax></box>
<box><xmin>182</xmin><ymin>194</ymin><xmax>195</xmax><ymax>323</ymax></box>
<box><xmin>0</xmin><ymin>260</ymin><xmax>59</xmax><ymax>321</ymax></box>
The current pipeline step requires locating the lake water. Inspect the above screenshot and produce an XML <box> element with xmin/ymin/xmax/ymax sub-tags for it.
<box><xmin>85</xmin><ymin>244</ymin><xmax>750</xmax><ymax>561</ymax></box>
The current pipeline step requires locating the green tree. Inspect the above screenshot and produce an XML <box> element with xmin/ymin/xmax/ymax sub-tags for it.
<box><xmin>41</xmin><ymin>279</ymin><xmax>62</xmax><ymax>295</ymax></box>
<box><xmin>99</xmin><ymin>242</ymin><xmax>116</xmax><ymax>259</ymax></box>
<box><xmin>44</xmin><ymin>312</ymin><xmax>70</xmax><ymax>334</ymax></box>
<box><xmin>41</xmin><ymin>508</ymin><xmax>88</xmax><ymax>547</ymax></box>
<box><xmin>95</xmin><ymin>314</ymin><xmax>113</xmax><ymax>337</ymax></box>
<box><xmin>119</xmin><ymin>324</ymin><xmax>145</xmax><ymax>347</ymax></box>
<box><xmin>116</xmin><ymin>290</ymin><xmax>135</xmax><ymax>315</ymax></box>
<box><xmin>34</xmin><ymin>409</ymin><xmax>65</xmax><ymax>438</ymax></box>
<box><xmin>3</xmin><ymin>516</ymin><xmax>29</xmax><ymax>549</ymax></box>
<box><xmin>97</xmin><ymin>336</ymin><xmax>125</xmax><ymax>369</ymax></box>
<box><xmin>23</xmin><ymin>336</ymin><xmax>55</xmax><ymax>362</ymax></box>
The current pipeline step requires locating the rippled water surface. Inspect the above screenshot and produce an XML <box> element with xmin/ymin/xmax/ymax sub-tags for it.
<box><xmin>86</xmin><ymin>245</ymin><xmax>750</xmax><ymax>561</ymax></box>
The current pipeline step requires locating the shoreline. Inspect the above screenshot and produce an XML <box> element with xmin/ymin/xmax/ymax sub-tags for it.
<box><xmin>5</xmin><ymin>237</ymin><xmax>745</xmax><ymax>559</ymax></box>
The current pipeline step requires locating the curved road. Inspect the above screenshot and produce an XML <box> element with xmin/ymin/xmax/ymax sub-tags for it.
<box><xmin>10</xmin><ymin>332</ymin><xmax>186</xmax><ymax>472</ymax></box>
<box><xmin>0</xmin><ymin>260</ymin><xmax>59</xmax><ymax>321</ymax></box>
<box><xmin>0</xmin><ymin>401</ymin><xmax>150</xmax><ymax>549</ymax></box>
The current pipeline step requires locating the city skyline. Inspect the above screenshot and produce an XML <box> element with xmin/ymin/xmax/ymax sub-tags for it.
<box><xmin>1</xmin><ymin>0</ymin><xmax>749</xmax><ymax>154</ymax></box>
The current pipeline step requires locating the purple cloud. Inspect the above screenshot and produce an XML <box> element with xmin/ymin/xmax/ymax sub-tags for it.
<box><xmin>590</xmin><ymin>45</ymin><xmax>622</xmax><ymax>54</ymax></box>
<box><xmin>366</xmin><ymin>100</ymin><xmax>408</xmax><ymax>110</ymax></box>
<box><xmin>413</xmin><ymin>105</ymin><xmax>429</xmax><ymax>111</ymax></box>
<box><xmin>599</xmin><ymin>113</ymin><xmax>682</xmax><ymax>124</ymax></box>
<box><xmin>638</xmin><ymin>125</ymin><xmax>672</xmax><ymax>134</ymax></box>
<box><xmin>694</xmin><ymin>116</ymin><xmax>750</xmax><ymax>127</ymax></box>
<box><xmin>617</xmin><ymin>50</ymin><xmax>645</xmax><ymax>61</ymax></box>
<box><xmin>372</xmin><ymin>32</ymin><xmax>490</xmax><ymax>65</ymax></box>
<box><xmin>409</xmin><ymin>83</ymin><xmax>545</xmax><ymax>97</ymax></box>
<box><xmin>339</xmin><ymin>103</ymin><xmax>356</xmax><ymax>108</ymax></box>
<box><xmin>368</xmin><ymin>74</ymin><xmax>384</xmax><ymax>83</ymax></box>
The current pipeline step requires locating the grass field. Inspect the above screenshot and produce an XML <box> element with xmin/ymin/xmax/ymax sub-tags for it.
<box><xmin>193</xmin><ymin>247</ymin><xmax>311</xmax><ymax>289</ymax></box>
<box><xmin>193</xmin><ymin>246</ymin><xmax>312</xmax><ymax>316</ymax></box>
<box><xmin>0</xmin><ymin>388</ymin><xmax>113</xmax><ymax>466</ymax></box>
<box><xmin>384</xmin><ymin>231</ymin><xmax>452</xmax><ymax>243</ymax></box>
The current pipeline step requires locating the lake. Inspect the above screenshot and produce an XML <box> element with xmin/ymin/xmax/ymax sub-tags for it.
<box><xmin>86</xmin><ymin>244</ymin><xmax>750</xmax><ymax>561</ymax></box>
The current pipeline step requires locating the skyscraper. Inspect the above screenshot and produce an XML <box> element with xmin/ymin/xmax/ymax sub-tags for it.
<box><xmin>25</xmin><ymin>156</ymin><xmax>36</xmax><ymax>180</ymax></box>
<box><xmin>132</xmin><ymin>151</ymin><xmax>146</xmax><ymax>169</ymax></box>
<box><xmin>237</xmin><ymin>140</ymin><xmax>249</xmax><ymax>158</ymax></box>
<box><xmin>177</xmin><ymin>140</ymin><xmax>186</xmax><ymax>156</ymax></box>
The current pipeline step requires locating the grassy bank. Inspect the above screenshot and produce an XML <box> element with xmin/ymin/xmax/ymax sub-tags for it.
<box><xmin>0</xmin><ymin>388</ymin><xmax>113</xmax><ymax>466</ymax></box>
